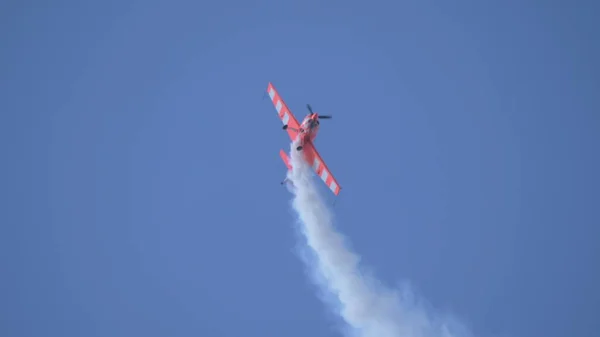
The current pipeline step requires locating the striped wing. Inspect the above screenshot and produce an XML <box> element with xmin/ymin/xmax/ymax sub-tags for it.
<box><xmin>267</xmin><ymin>82</ymin><xmax>301</xmax><ymax>140</ymax></box>
<box><xmin>304</xmin><ymin>142</ymin><xmax>341</xmax><ymax>196</ymax></box>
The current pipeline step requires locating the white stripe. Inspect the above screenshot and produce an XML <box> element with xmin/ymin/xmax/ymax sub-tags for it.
<box><xmin>282</xmin><ymin>113</ymin><xmax>289</xmax><ymax>124</ymax></box>
<box><xmin>313</xmin><ymin>158</ymin><xmax>320</xmax><ymax>171</ymax></box>
<box><xmin>330</xmin><ymin>181</ymin><xmax>338</xmax><ymax>192</ymax></box>
<box><xmin>275</xmin><ymin>100</ymin><xmax>282</xmax><ymax>113</ymax></box>
<box><xmin>269</xmin><ymin>88</ymin><xmax>275</xmax><ymax>100</ymax></box>
<box><xmin>321</xmin><ymin>169</ymin><xmax>329</xmax><ymax>182</ymax></box>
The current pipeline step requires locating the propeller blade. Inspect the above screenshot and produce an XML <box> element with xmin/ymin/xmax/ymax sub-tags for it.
<box><xmin>307</xmin><ymin>104</ymin><xmax>314</xmax><ymax>114</ymax></box>
<box><xmin>318</xmin><ymin>115</ymin><xmax>332</xmax><ymax>119</ymax></box>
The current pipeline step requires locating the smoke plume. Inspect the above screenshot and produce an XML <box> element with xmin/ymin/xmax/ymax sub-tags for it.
<box><xmin>285</xmin><ymin>141</ymin><xmax>472</xmax><ymax>337</ymax></box>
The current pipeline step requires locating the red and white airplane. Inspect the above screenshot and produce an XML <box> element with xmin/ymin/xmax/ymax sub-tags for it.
<box><xmin>266</xmin><ymin>82</ymin><xmax>341</xmax><ymax>196</ymax></box>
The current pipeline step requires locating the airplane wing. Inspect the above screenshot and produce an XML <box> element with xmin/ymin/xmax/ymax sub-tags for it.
<box><xmin>267</xmin><ymin>82</ymin><xmax>301</xmax><ymax>141</ymax></box>
<box><xmin>303</xmin><ymin>142</ymin><xmax>341</xmax><ymax>196</ymax></box>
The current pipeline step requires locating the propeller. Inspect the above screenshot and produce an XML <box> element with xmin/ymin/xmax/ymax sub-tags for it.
<box><xmin>307</xmin><ymin>104</ymin><xmax>332</xmax><ymax>119</ymax></box>
<box><xmin>307</xmin><ymin>104</ymin><xmax>314</xmax><ymax>114</ymax></box>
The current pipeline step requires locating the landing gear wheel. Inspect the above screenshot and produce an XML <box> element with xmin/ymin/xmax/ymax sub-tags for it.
<box><xmin>296</xmin><ymin>146</ymin><xmax>303</xmax><ymax>151</ymax></box>
<box><xmin>282</xmin><ymin>125</ymin><xmax>288</xmax><ymax>130</ymax></box>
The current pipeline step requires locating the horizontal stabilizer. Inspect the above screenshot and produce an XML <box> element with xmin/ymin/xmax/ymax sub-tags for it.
<box><xmin>279</xmin><ymin>149</ymin><xmax>292</xmax><ymax>170</ymax></box>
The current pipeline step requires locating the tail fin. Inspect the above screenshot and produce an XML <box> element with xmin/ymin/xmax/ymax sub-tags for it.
<box><xmin>279</xmin><ymin>149</ymin><xmax>292</xmax><ymax>170</ymax></box>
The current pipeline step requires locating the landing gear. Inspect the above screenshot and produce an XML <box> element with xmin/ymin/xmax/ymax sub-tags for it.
<box><xmin>296</xmin><ymin>146</ymin><xmax>303</xmax><ymax>151</ymax></box>
<box><xmin>282</xmin><ymin>125</ymin><xmax>288</xmax><ymax>130</ymax></box>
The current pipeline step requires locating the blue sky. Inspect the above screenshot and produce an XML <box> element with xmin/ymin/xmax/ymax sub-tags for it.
<box><xmin>1</xmin><ymin>1</ymin><xmax>598</xmax><ymax>337</ymax></box>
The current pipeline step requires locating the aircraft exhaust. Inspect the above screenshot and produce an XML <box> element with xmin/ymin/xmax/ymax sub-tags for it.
<box><xmin>284</xmin><ymin>140</ymin><xmax>472</xmax><ymax>337</ymax></box>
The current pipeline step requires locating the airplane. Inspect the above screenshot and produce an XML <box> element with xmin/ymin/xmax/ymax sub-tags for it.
<box><xmin>266</xmin><ymin>82</ymin><xmax>341</xmax><ymax>196</ymax></box>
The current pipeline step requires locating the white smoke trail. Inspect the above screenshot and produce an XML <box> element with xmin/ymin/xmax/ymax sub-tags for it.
<box><xmin>285</xmin><ymin>141</ymin><xmax>473</xmax><ymax>337</ymax></box>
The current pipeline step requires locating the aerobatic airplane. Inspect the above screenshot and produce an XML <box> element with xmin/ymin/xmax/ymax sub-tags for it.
<box><xmin>266</xmin><ymin>82</ymin><xmax>341</xmax><ymax>196</ymax></box>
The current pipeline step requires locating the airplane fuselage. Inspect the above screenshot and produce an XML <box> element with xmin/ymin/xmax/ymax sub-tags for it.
<box><xmin>297</xmin><ymin>115</ymin><xmax>320</xmax><ymax>144</ymax></box>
